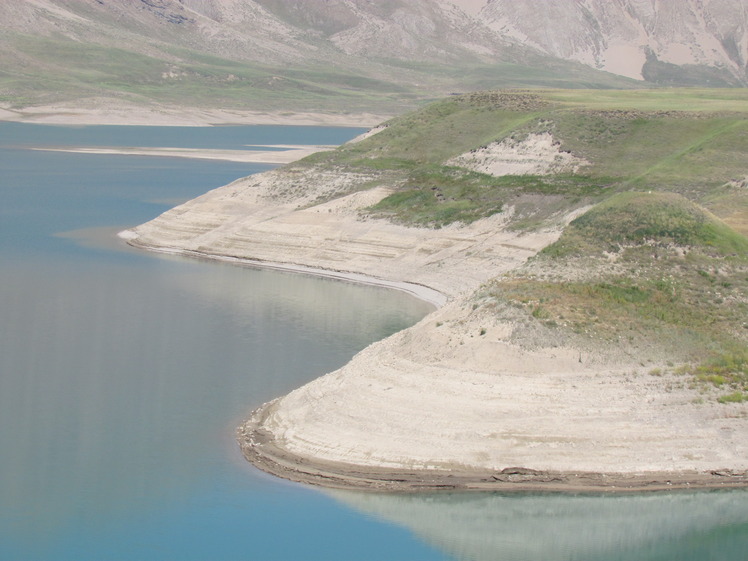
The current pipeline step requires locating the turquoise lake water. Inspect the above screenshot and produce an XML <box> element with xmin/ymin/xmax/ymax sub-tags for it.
<box><xmin>0</xmin><ymin>123</ymin><xmax>746</xmax><ymax>561</ymax></box>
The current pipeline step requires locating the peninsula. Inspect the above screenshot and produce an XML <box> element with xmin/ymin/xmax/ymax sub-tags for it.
<box><xmin>123</xmin><ymin>89</ymin><xmax>748</xmax><ymax>492</ymax></box>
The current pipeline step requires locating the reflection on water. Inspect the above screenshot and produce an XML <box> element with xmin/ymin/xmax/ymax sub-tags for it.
<box><xmin>0</xmin><ymin>254</ymin><xmax>431</xmax><ymax>539</ymax></box>
<box><xmin>331</xmin><ymin>489</ymin><xmax>748</xmax><ymax>561</ymax></box>
<box><xmin>0</xmin><ymin>124</ymin><xmax>451</xmax><ymax>561</ymax></box>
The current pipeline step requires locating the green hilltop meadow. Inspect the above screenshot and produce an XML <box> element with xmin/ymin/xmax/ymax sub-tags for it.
<box><xmin>296</xmin><ymin>88</ymin><xmax>748</xmax><ymax>401</ymax></box>
<box><xmin>306</xmin><ymin>89</ymin><xmax>748</xmax><ymax>231</ymax></box>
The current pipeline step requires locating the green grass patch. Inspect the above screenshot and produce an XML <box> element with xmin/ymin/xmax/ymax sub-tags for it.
<box><xmin>685</xmin><ymin>350</ymin><xmax>748</xmax><ymax>402</ymax></box>
<box><xmin>543</xmin><ymin>192</ymin><xmax>748</xmax><ymax>257</ymax></box>
<box><xmin>480</xmin><ymin>191</ymin><xmax>748</xmax><ymax>367</ymax></box>
<box><xmin>544</xmin><ymin>88</ymin><xmax>748</xmax><ymax>112</ymax></box>
<box><xmin>551</xmin><ymin>110</ymin><xmax>748</xmax><ymax>195</ymax></box>
<box><xmin>306</xmin><ymin>91</ymin><xmax>748</xmax><ymax>230</ymax></box>
<box><xmin>363</xmin><ymin>163</ymin><xmax>612</xmax><ymax>227</ymax></box>
<box><xmin>718</xmin><ymin>392</ymin><xmax>748</xmax><ymax>404</ymax></box>
<box><xmin>366</xmin><ymin>165</ymin><xmax>505</xmax><ymax>227</ymax></box>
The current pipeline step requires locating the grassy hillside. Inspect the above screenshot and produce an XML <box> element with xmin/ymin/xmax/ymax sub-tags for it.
<box><xmin>303</xmin><ymin>89</ymin><xmax>748</xmax><ymax>234</ymax></box>
<box><xmin>0</xmin><ymin>38</ymin><xmax>632</xmax><ymax>115</ymax></box>
<box><xmin>5</xmin><ymin>1</ymin><xmax>743</xmax><ymax>116</ymax></box>
<box><xmin>296</xmin><ymin>89</ymin><xmax>748</xmax><ymax>397</ymax></box>
<box><xmin>480</xmin><ymin>192</ymin><xmax>748</xmax><ymax>402</ymax></box>
<box><xmin>0</xmin><ymin>33</ymin><xmax>416</xmax><ymax>114</ymax></box>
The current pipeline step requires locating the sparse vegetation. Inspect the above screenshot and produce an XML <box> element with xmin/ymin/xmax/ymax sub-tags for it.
<box><xmin>718</xmin><ymin>392</ymin><xmax>748</xmax><ymax>403</ymax></box>
<box><xmin>543</xmin><ymin>191</ymin><xmax>748</xmax><ymax>257</ymax></box>
<box><xmin>296</xmin><ymin>90</ymin><xmax>748</xmax><ymax>234</ymax></box>
<box><xmin>688</xmin><ymin>351</ymin><xmax>748</xmax><ymax>402</ymax></box>
<box><xmin>477</xmin><ymin>190</ymin><xmax>748</xmax><ymax>401</ymax></box>
<box><xmin>0</xmin><ymin>19</ymin><xmax>635</xmax><ymax>115</ymax></box>
<box><xmin>302</xmin><ymin>92</ymin><xmax>748</xmax><ymax>396</ymax></box>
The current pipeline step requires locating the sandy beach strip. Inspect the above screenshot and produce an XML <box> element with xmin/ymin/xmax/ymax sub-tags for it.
<box><xmin>31</xmin><ymin>145</ymin><xmax>335</xmax><ymax>164</ymax></box>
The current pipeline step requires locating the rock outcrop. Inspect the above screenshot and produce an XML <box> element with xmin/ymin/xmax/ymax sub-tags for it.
<box><xmin>447</xmin><ymin>132</ymin><xmax>589</xmax><ymax>177</ymax></box>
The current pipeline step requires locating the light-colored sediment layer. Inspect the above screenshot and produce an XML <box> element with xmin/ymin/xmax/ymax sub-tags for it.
<box><xmin>124</xmin><ymin>166</ymin><xmax>558</xmax><ymax>299</ymax></box>
<box><xmin>124</xmin><ymin>148</ymin><xmax>748</xmax><ymax>492</ymax></box>
<box><xmin>447</xmin><ymin>132</ymin><xmax>589</xmax><ymax>177</ymax></box>
<box><xmin>31</xmin><ymin>145</ymin><xmax>334</xmax><ymax>164</ymax></box>
<box><xmin>239</xmin><ymin>299</ymin><xmax>748</xmax><ymax>490</ymax></box>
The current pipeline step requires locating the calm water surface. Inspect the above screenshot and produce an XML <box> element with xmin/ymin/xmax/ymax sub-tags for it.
<box><xmin>0</xmin><ymin>123</ymin><xmax>746</xmax><ymax>561</ymax></box>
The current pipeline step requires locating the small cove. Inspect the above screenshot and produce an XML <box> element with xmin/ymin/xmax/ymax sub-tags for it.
<box><xmin>1</xmin><ymin>122</ymin><xmax>746</xmax><ymax>561</ymax></box>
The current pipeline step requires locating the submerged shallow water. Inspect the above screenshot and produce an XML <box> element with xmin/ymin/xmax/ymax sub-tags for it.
<box><xmin>0</xmin><ymin>123</ymin><xmax>746</xmax><ymax>561</ymax></box>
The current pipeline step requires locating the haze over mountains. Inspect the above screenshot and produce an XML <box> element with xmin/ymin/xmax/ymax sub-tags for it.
<box><xmin>1</xmin><ymin>0</ymin><xmax>746</xmax><ymax>116</ymax></box>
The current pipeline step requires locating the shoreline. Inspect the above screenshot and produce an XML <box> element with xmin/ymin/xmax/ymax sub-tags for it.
<box><xmin>118</xmin><ymin>231</ymin><xmax>448</xmax><ymax>308</ymax></box>
<box><xmin>116</xmin><ymin>125</ymin><xmax>748</xmax><ymax>495</ymax></box>
<box><xmin>31</xmin><ymin>145</ymin><xmax>336</xmax><ymax>164</ymax></box>
<box><xmin>121</xmin><ymin>186</ymin><xmax>748</xmax><ymax>494</ymax></box>
<box><xmin>239</xmin><ymin>399</ymin><xmax>748</xmax><ymax>493</ymax></box>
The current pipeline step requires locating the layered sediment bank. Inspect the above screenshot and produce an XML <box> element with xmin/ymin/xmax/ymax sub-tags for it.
<box><xmin>235</xmin><ymin>293</ymin><xmax>748</xmax><ymax>492</ymax></box>
<box><xmin>32</xmin><ymin>145</ymin><xmax>336</xmax><ymax>164</ymax></box>
<box><xmin>123</xmin><ymin>145</ymin><xmax>748</xmax><ymax>493</ymax></box>
<box><xmin>240</xmin><ymin>400</ymin><xmax>748</xmax><ymax>493</ymax></box>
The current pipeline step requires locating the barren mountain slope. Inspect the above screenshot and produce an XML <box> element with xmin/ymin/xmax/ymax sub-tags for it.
<box><xmin>2</xmin><ymin>0</ymin><xmax>745</xmax><ymax>118</ymax></box>
<box><xmin>4</xmin><ymin>0</ymin><xmax>715</xmax><ymax>117</ymax></box>
<box><xmin>482</xmin><ymin>0</ymin><xmax>748</xmax><ymax>85</ymax></box>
